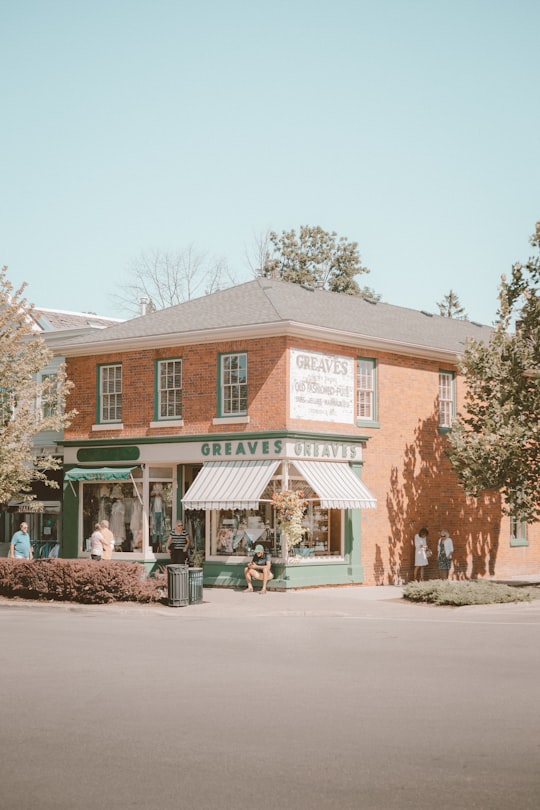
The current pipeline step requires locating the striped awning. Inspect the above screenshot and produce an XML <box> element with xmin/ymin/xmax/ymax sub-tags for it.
<box><xmin>293</xmin><ymin>460</ymin><xmax>377</xmax><ymax>509</ymax></box>
<box><xmin>182</xmin><ymin>460</ymin><xmax>280</xmax><ymax>510</ymax></box>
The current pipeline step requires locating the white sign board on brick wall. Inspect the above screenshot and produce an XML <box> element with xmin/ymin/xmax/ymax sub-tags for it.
<box><xmin>289</xmin><ymin>348</ymin><xmax>355</xmax><ymax>424</ymax></box>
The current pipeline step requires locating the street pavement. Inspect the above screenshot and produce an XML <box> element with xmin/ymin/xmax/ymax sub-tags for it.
<box><xmin>1</xmin><ymin>584</ymin><xmax>539</xmax><ymax>810</ymax></box>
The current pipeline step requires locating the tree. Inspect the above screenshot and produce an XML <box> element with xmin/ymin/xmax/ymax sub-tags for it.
<box><xmin>446</xmin><ymin>224</ymin><xmax>540</xmax><ymax>521</ymax></box>
<box><xmin>257</xmin><ymin>225</ymin><xmax>374</xmax><ymax>297</ymax></box>
<box><xmin>114</xmin><ymin>247</ymin><xmax>234</xmax><ymax>315</ymax></box>
<box><xmin>0</xmin><ymin>267</ymin><xmax>75</xmax><ymax>506</ymax></box>
<box><xmin>437</xmin><ymin>289</ymin><xmax>468</xmax><ymax>319</ymax></box>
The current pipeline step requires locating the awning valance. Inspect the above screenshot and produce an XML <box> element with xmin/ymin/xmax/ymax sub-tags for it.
<box><xmin>182</xmin><ymin>460</ymin><xmax>280</xmax><ymax>510</ymax></box>
<box><xmin>64</xmin><ymin>467</ymin><xmax>136</xmax><ymax>482</ymax></box>
<box><xmin>293</xmin><ymin>460</ymin><xmax>377</xmax><ymax>509</ymax></box>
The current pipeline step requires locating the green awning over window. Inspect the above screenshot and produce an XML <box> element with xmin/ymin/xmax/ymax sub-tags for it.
<box><xmin>64</xmin><ymin>467</ymin><xmax>136</xmax><ymax>482</ymax></box>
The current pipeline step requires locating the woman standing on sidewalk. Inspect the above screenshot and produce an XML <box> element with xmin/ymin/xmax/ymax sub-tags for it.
<box><xmin>413</xmin><ymin>528</ymin><xmax>430</xmax><ymax>581</ymax></box>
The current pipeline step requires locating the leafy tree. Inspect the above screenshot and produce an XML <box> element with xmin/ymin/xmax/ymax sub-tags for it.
<box><xmin>258</xmin><ymin>225</ymin><xmax>373</xmax><ymax>297</ymax></box>
<box><xmin>437</xmin><ymin>289</ymin><xmax>468</xmax><ymax>319</ymax></box>
<box><xmin>446</xmin><ymin>224</ymin><xmax>540</xmax><ymax>521</ymax></box>
<box><xmin>115</xmin><ymin>247</ymin><xmax>234</xmax><ymax>315</ymax></box>
<box><xmin>0</xmin><ymin>267</ymin><xmax>75</xmax><ymax>506</ymax></box>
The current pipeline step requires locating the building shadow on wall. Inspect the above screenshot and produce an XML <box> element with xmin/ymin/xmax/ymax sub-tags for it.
<box><xmin>383</xmin><ymin>413</ymin><xmax>501</xmax><ymax>584</ymax></box>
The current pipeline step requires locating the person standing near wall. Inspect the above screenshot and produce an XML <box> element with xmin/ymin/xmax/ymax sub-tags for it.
<box><xmin>413</xmin><ymin>528</ymin><xmax>430</xmax><ymax>581</ymax></box>
<box><xmin>168</xmin><ymin>520</ymin><xmax>191</xmax><ymax>564</ymax></box>
<box><xmin>9</xmin><ymin>522</ymin><xmax>33</xmax><ymax>560</ymax></box>
<box><xmin>437</xmin><ymin>530</ymin><xmax>454</xmax><ymax>579</ymax></box>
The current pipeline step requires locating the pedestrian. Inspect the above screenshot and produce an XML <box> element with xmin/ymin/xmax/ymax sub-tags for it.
<box><xmin>90</xmin><ymin>523</ymin><xmax>104</xmax><ymax>561</ymax></box>
<box><xmin>9</xmin><ymin>521</ymin><xmax>33</xmax><ymax>560</ymax></box>
<box><xmin>413</xmin><ymin>528</ymin><xmax>430</xmax><ymax>581</ymax></box>
<box><xmin>437</xmin><ymin>530</ymin><xmax>454</xmax><ymax>579</ymax></box>
<box><xmin>244</xmin><ymin>544</ymin><xmax>273</xmax><ymax>594</ymax></box>
<box><xmin>99</xmin><ymin>520</ymin><xmax>114</xmax><ymax>560</ymax></box>
<box><xmin>168</xmin><ymin>520</ymin><xmax>191</xmax><ymax>564</ymax></box>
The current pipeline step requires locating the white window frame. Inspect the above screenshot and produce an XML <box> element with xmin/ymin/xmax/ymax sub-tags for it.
<box><xmin>99</xmin><ymin>364</ymin><xmax>122</xmax><ymax>424</ymax></box>
<box><xmin>219</xmin><ymin>352</ymin><xmax>248</xmax><ymax>417</ymax></box>
<box><xmin>357</xmin><ymin>358</ymin><xmax>376</xmax><ymax>421</ymax></box>
<box><xmin>438</xmin><ymin>371</ymin><xmax>455</xmax><ymax>429</ymax></box>
<box><xmin>157</xmin><ymin>358</ymin><xmax>183</xmax><ymax>420</ymax></box>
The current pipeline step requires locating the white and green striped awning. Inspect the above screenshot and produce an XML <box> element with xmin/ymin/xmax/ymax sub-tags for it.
<box><xmin>293</xmin><ymin>460</ymin><xmax>377</xmax><ymax>509</ymax></box>
<box><xmin>182</xmin><ymin>460</ymin><xmax>280</xmax><ymax>510</ymax></box>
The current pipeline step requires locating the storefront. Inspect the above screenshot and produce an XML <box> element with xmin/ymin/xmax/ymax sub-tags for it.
<box><xmin>62</xmin><ymin>432</ymin><xmax>376</xmax><ymax>588</ymax></box>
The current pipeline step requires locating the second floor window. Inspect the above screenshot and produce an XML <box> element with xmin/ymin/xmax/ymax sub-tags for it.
<box><xmin>41</xmin><ymin>373</ymin><xmax>59</xmax><ymax>418</ymax></box>
<box><xmin>157</xmin><ymin>359</ymin><xmax>182</xmax><ymax>419</ymax></box>
<box><xmin>99</xmin><ymin>364</ymin><xmax>122</xmax><ymax>423</ymax></box>
<box><xmin>220</xmin><ymin>353</ymin><xmax>247</xmax><ymax>416</ymax></box>
<box><xmin>357</xmin><ymin>358</ymin><xmax>376</xmax><ymax>421</ymax></box>
<box><xmin>438</xmin><ymin>371</ymin><xmax>455</xmax><ymax>428</ymax></box>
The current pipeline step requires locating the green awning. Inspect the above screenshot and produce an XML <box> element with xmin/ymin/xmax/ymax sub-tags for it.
<box><xmin>64</xmin><ymin>467</ymin><xmax>136</xmax><ymax>482</ymax></box>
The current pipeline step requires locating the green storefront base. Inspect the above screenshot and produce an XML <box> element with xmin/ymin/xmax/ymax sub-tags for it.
<box><xmin>202</xmin><ymin>558</ymin><xmax>364</xmax><ymax>590</ymax></box>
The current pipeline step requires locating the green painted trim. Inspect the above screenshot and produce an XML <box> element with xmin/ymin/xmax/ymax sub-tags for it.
<box><xmin>62</xmin><ymin>468</ymin><xmax>80</xmax><ymax>558</ymax></box>
<box><xmin>176</xmin><ymin>464</ymin><xmax>183</xmax><ymax>519</ymax></box>
<box><xmin>203</xmin><ymin>559</ymin><xmax>363</xmax><ymax>590</ymax></box>
<box><xmin>77</xmin><ymin>446</ymin><xmax>140</xmax><ymax>462</ymax></box>
<box><xmin>63</xmin><ymin>428</ymin><xmax>373</xmax><ymax>448</ymax></box>
<box><xmin>356</xmin><ymin>420</ymin><xmax>380</xmax><ymax>429</ymax></box>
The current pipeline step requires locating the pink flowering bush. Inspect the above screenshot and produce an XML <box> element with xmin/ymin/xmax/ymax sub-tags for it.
<box><xmin>271</xmin><ymin>490</ymin><xmax>308</xmax><ymax>551</ymax></box>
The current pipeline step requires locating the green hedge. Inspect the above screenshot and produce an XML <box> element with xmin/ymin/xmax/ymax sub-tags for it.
<box><xmin>0</xmin><ymin>559</ymin><xmax>166</xmax><ymax>604</ymax></box>
<box><xmin>403</xmin><ymin>579</ymin><xmax>539</xmax><ymax>606</ymax></box>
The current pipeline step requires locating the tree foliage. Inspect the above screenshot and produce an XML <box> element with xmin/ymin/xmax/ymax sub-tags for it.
<box><xmin>258</xmin><ymin>225</ymin><xmax>375</xmax><ymax>297</ymax></box>
<box><xmin>115</xmin><ymin>247</ymin><xmax>233</xmax><ymax>315</ymax></box>
<box><xmin>437</xmin><ymin>289</ymin><xmax>468</xmax><ymax>319</ymax></box>
<box><xmin>446</xmin><ymin>225</ymin><xmax>540</xmax><ymax>521</ymax></box>
<box><xmin>0</xmin><ymin>267</ymin><xmax>75</xmax><ymax>506</ymax></box>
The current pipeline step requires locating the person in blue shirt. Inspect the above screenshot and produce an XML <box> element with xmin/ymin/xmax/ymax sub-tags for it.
<box><xmin>244</xmin><ymin>544</ymin><xmax>273</xmax><ymax>594</ymax></box>
<box><xmin>9</xmin><ymin>522</ymin><xmax>33</xmax><ymax>560</ymax></box>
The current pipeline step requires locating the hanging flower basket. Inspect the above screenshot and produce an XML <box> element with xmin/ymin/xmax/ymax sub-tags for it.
<box><xmin>271</xmin><ymin>490</ymin><xmax>308</xmax><ymax>552</ymax></box>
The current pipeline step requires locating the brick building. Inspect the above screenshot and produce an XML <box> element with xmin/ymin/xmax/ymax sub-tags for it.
<box><xmin>57</xmin><ymin>279</ymin><xmax>539</xmax><ymax>587</ymax></box>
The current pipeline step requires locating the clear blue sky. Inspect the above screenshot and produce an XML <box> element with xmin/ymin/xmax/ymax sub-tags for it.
<box><xmin>2</xmin><ymin>0</ymin><xmax>539</xmax><ymax>324</ymax></box>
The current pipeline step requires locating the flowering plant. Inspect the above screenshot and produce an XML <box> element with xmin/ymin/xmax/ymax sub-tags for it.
<box><xmin>271</xmin><ymin>490</ymin><xmax>308</xmax><ymax>551</ymax></box>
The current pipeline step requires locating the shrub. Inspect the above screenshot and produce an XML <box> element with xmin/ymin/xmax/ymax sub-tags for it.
<box><xmin>403</xmin><ymin>579</ymin><xmax>539</xmax><ymax>606</ymax></box>
<box><xmin>0</xmin><ymin>559</ymin><xmax>166</xmax><ymax>605</ymax></box>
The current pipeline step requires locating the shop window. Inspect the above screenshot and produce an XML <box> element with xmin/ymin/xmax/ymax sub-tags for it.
<box><xmin>98</xmin><ymin>364</ymin><xmax>122</xmax><ymax>423</ymax></box>
<box><xmin>438</xmin><ymin>370</ymin><xmax>455</xmax><ymax>429</ymax></box>
<box><xmin>212</xmin><ymin>506</ymin><xmax>274</xmax><ymax>557</ymax></box>
<box><xmin>80</xmin><ymin>474</ymin><xmax>173</xmax><ymax>554</ymax></box>
<box><xmin>510</xmin><ymin>519</ymin><xmax>529</xmax><ymax>547</ymax></box>
<box><xmin>357</xmin><ymin>358</ymin><xmax>376</xmax><ymax>422</ymax></box>
<box><xmin>156</xmin><ymin>358</ymin><xmax>182</xmax><ymax>420</ymax></box>
<box><xmin>218</xmin><ymin>352</ymin><xmax>247</xmax><ymax>416</ymax></box>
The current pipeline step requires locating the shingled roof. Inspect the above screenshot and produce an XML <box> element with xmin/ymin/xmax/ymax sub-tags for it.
<box><xmin>57</xmin><ymin>278</ymin><xmax>494</xmax><ymax>358</ymax></box>
<box><xmin>33</xmin><ymin>307</ymin><xmax>123</xmax><ymax>331</ymax></box>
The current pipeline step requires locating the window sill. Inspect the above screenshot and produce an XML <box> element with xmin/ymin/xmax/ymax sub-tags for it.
<box><xmin>92</xmin><ymin>423</ymin><xmax>124</xmax><ymax>431</ymax></box>
<box><xmin>356</xmin><ymin>419</ymin><xmax>380</xmax><ymax>429</ymax></box>
<box><xmin>149</xmin><ymin>420</ymin><xmax>184</xmax><ymax>428</ymax></box>
<box><xmin>438</xmin><ymin>426</ymin><xmax>451</xmax><ymax>434</ymax></box>
<box><xmin>509</xmin><ymin>539</ymin><xmax>529</xmax><ymax>547</ymax></box>
<box><xmin>212</xmin><ymin>416</ymin><xmax>250</xmax><ymax>425</ymax></box>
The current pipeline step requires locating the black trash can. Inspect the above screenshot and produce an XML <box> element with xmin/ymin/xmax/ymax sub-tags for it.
<box><xmin>188</xmin><ymin>567</ymin><xmax>204</xmax><ymax>604</ymax></box>
<box><xmin>167</xmin><ymin>564</ymin><xmax>189</xmax><ymax>607</ymax></box>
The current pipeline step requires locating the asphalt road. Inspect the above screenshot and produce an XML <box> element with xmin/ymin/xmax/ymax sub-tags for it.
<box><xmin>1</xmin><ymin>589</ymin><xmax>539</xmax><ymax>810</ymax></box>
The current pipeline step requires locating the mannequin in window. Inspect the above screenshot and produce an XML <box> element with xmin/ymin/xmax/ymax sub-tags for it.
<box><xmin>150</xmin><ymin>484</ymin><xmax>164</xmax><ymax>552</ymax></box>
<box><xmin>110</xmin><ymin>495</ymin><xmax>126</xmax><ymax>550</ymax></box>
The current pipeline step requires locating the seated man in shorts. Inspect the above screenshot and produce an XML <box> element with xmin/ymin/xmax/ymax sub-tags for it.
<box><xmin>244</xmin><ymin>543</ymin><xmax>274</xmax><ymax>594</ymax></box>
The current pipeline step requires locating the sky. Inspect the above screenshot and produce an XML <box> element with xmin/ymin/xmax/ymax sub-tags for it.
<box><xmin>2</xmin><ymin>0</ymin><xmax>539</xmax><ymax>325</ymax></box>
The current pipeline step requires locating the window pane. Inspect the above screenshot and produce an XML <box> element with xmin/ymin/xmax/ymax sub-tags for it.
<box><xmin>221</xmin><ymin>354</ymin><xmax>247</xmax><ymax>415</ymax></box>
<box><xmin>438</xmin><ymin>372</ymin><xmax>454</xmax><ymax>427</ymax></box>
<box><xmin>100</xmin><ymin>365</ymin><xmax>122</xmax><ymax>422</ymax></box>
<box><xmin>357</xmin><ymin>360</ymin><xmax>374</xmax><ymax>420</ymax></box>
<box><xmin>158</xmin><ymin>359</ymin><xmax>182</xmax><ymax>419</ymax></box>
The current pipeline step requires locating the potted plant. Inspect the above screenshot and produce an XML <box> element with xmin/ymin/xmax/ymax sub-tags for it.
<box><xmin>271</xmin><ymin>490</ymin><xmax>308</xmax><ymax>556</ymax></box>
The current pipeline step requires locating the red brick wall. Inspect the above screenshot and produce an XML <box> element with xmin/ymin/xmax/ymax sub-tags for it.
<box><xmin>65</xmin><ymin>336</ymin><xmax>540</xmax><ymax>583</ymax></box>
